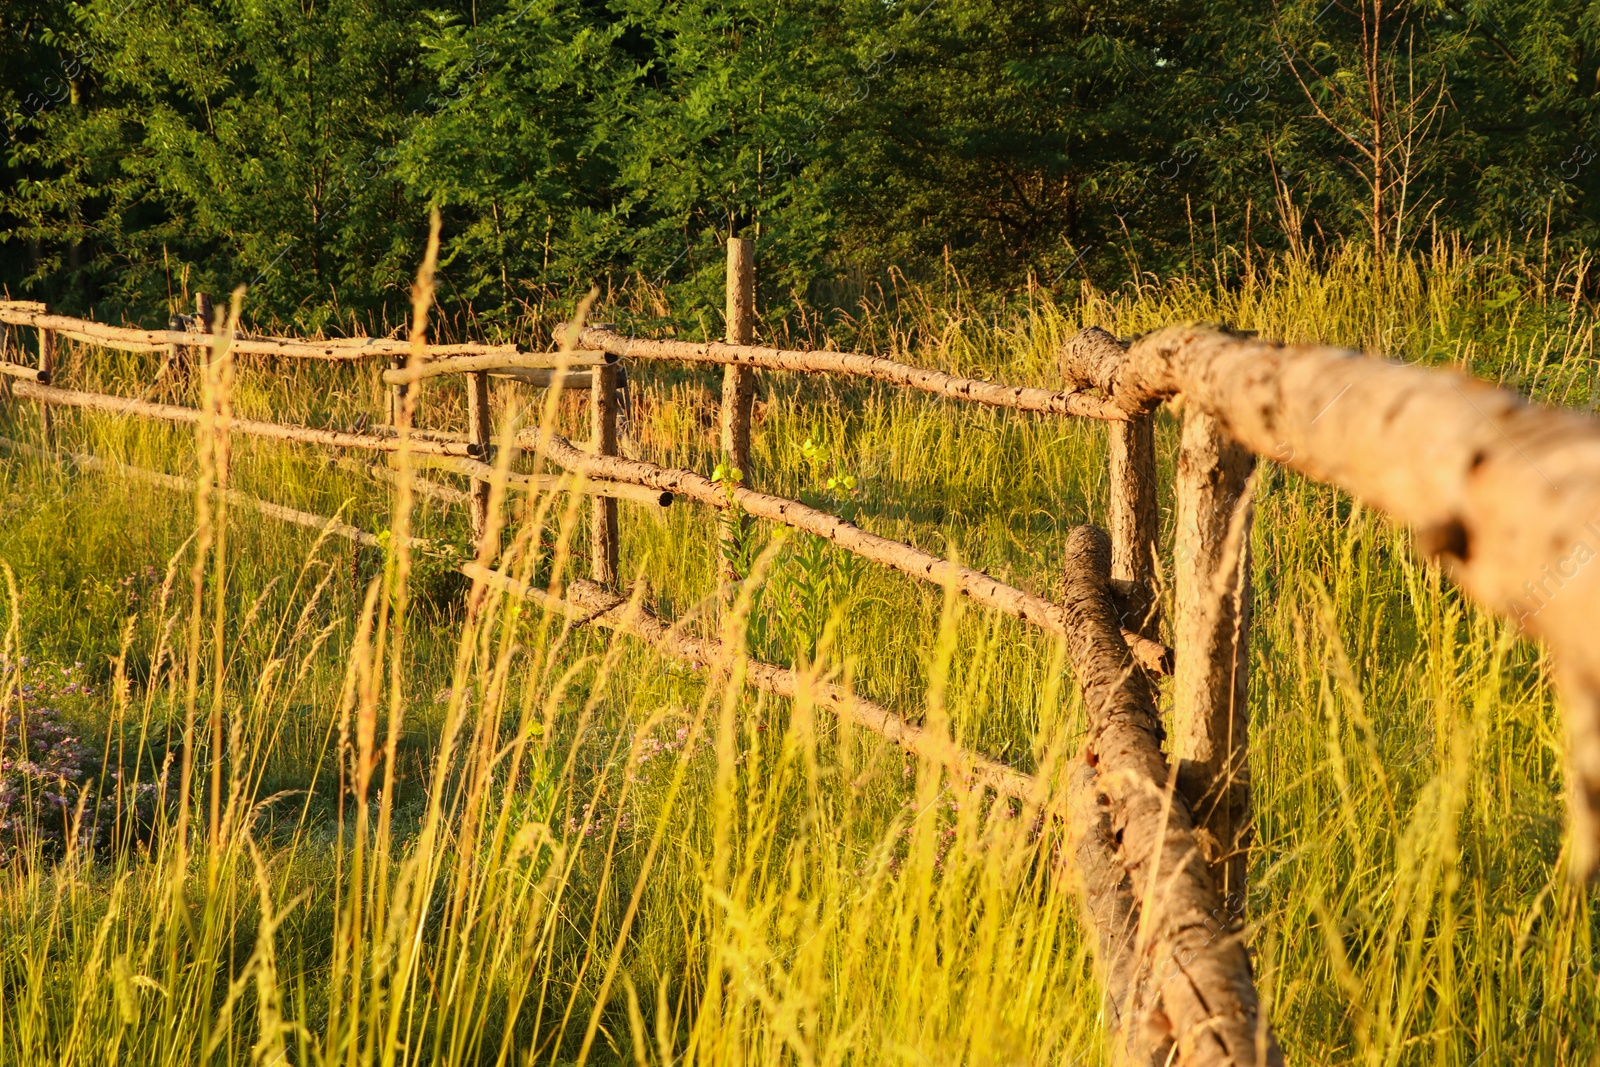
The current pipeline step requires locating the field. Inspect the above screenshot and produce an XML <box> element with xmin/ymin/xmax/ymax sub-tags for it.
<box><xmin>1</xmin><ymin>245</ymin><xmax>1597</xmax><ymax>1065</ymax></box>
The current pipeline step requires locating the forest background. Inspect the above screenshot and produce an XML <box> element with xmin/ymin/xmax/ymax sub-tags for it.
<box><xmin>3</xmin><ymin>0</ymin><xmax>1600</xmax><ymax>332</ymax></box>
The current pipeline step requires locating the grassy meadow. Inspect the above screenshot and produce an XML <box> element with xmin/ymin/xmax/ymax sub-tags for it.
<box><xmin>0</xmin><ymin>244</ymin><xmax>1597</xmax><ymax>1065</ymax></box>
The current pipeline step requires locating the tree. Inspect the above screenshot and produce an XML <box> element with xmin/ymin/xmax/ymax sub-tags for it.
<box><xmin>831</xmin><ymin>0</ymin><xmax>1203</xmax><ymax>287</ymax></box>
<box><xmin>4</xmin><ymin>0</ymin><xmax>1599</xmax><ymax>326</ymax></box>
<box><xmin>5</xmin><ymin>0</ymin><xmax>466</xmax><ymax>328</ymax></box>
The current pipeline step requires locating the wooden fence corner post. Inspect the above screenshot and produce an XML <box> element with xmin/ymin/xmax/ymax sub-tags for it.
<box><xmin>1173</xmin><ymin>410</ymin><xmax>1257</xmax><ymax>912</ymax></box>
<box><xmin>1109</xmin><ymin>411</ymin><xmax>1159</xmax><ymax>638</ymax></box>
<box><xmin>590</xmin><ymin>363</ymin><xmax>621</xmax><ymax>587</ymax></box>
<box><xmin>719</xmin><ymin>236</ymin><xmax>755</xmax><ymax>599</ymax></box>
<box><xmin>467</xmin><ymin>370</ymin><xmax>492</xmax><ymax>547</ymax></box>
<box><xmin>1060</xmin><ymin>326</ymin><xmax>1160</xmax><ymax>639</ymax></box>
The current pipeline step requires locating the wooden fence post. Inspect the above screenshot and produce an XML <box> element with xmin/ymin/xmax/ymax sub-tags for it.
<box><xmin>163</xmin><ymin>315</ymin><xmax>185</xmax><ymax>392</ymax></box>
<box><xmin>1059</xmin><ymin>326</ymin><xmax>1161</xmax><ymax>639</ymax></box>
<box><xmin>719</xmin><ymin>236</ymin><xmax>755</xmax><ymax>596</ymax></box>
<box><xmin>467</xmin><ymin>370</ymin><xmax>492</xmax><ymax>546</ymax></box>
<box><xmin>590</xmin><ymin>363</ymin><xmax>620</xmax><ymax>587</ymax></box>
<box><xmin>1172</xmin><ymin>411</ymin><xmax>1256</xmax><ymax>911</ymax></box>
<box><xmin>38</xmin><ymin>320</ymin><xmax>56</xmax><ymax>443</ymax></box>
<box><xmin>1108</xmin><ymin>412</ymin><xmax>1159</xmax><ymax>638</ymax></box>
<box><xmin>181</xmin><ymin>291</ymin><xmax>213</xmax><ymax>382</ymax></box>
<box><xmin>388</xmin><ymin>354</ymin><xmax>408</xmax><ymax>427</ymax></box>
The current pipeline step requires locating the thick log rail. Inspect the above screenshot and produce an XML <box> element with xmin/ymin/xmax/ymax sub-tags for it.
<box><xmin>1063</xmin><ymin>323</ymin><xmax>1600</xmax><ymax>883</ymax></box>
<box><xmin>1062</xmin><ymin>525</ymin><xmax>1283</xmax><ymax>1066</ymax></box>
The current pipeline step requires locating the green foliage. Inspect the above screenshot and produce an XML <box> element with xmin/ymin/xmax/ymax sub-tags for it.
<box><xmin>829</xmin><ymin>0</ymin><xmax>1201</xmax><ymax>284</ymax></box>
<box><xmin>4</xmin><ymin>1</ymin><xmax>1600</xmax><ymax>333</ymax></box>
<box><xmin>762</xmin><ymin>435</ymin><xmax>860</xmax><ymax>661</ymax></box>
<box><xmin>3</xmin><ymin>0</ymin><xmax>456</xmax><ymax>331</ymax></box>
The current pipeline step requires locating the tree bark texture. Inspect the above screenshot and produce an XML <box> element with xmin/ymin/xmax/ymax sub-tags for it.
<box><xmin>1061</xmin><ymin>525</ymin><xmax>1282</xmax><ymax>1067</ymax></box>
<box><xmin>1172</xmin><ymin>412</ymin><xmax>1256</xmax><ymax>906</ymax></box>
<box><xmin>1109</xmin><ymin>414</ymin><xmax>1161</xmax><ymax>636</ymax></box>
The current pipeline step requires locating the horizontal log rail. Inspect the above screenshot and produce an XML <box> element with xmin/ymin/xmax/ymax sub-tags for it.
<box><xmin>521</xmin><ymin>428</ymin><xmax>1174</xmax><ymax>673</ymax></box>
<box><xmin>406</xmin><ymin>452</ymin><xmax>673</xmax><ymax>508</ymax></box>
<box><xmin>12</xmin><ymin>380</ymin><xmax>671</xmax><ymax>505</ymax></box>
<box><xmin>380</xmin><ymin>350</ymin><xmax>613</xmax><ymax>384</ymax></box>
<box><xmin>364</xmin><ymin>424</ymin><xmax>475</xmax><ymax>447</ymax></box>
<box><xmin>336</xmin><ymin>456</ymin><xmax>474</xmax><ymax>507</ymax></box>
<box><xmin>491</xmin><ymin>367</ymin><xmax>604</xmax><ymax>390</ymax></box>
<box><xmin>1064</xmin><ymin>323</ymin><xmax>1600</xmax><ymax>880</ymax></box>
<box><xmin>0</xmin><ymin>303</ymin><xmax>535</xmax><ymax>361</ymax></box>
<box><xmin>463</xmin><ymin>566</ymin><xmax>1036</xmax><ymax>800</ymax></box>
<box><xmin>577</xmin><ymin>325</ymin><xmax>1125</xmax><ymax>421</ymax></box>
<box><xmin>13</xmin><ymin>381</ymin><xmax>482</xmax><ymax>458</ymax></box>
<box><xmin>2</xmin><ymin>304</ymin><xmax>1123</xmax><ymax>424</ymax></box>
<box><xmin>0</xmin><ymin>361</ymin><xmax>49</xmax><ymax>384</ymax></box>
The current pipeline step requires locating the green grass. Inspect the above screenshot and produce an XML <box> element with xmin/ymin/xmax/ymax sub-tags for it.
<box><xmin>0</xmin><ymin>242</ymin><xmax>1596</xmax><ymax>1065</ymax></box>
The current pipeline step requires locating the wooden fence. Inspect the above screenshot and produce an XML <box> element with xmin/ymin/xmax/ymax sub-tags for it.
<box><xmin>5</xmin><ymin>242</ymin><xmax>1600</xmax><ymax>1067</ymax></box>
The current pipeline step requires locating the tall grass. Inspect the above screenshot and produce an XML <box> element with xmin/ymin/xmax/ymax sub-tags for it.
<box><xmin>0</xmin><ymin>243</ymin><xmax>1595</xmax><ymax>1065</ymax></box>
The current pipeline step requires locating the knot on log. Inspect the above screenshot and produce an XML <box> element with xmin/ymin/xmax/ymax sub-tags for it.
<box><xmin>1415</xmin><ymin>517</ymin><xmax>1470</xmax><ymax>563</ymax></box>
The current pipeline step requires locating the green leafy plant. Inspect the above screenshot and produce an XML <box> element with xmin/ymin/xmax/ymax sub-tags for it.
<box><xmin>373</xmin><ymin>528</ymin><xmax>472</xmax><ymax>614</ymax></box>
<box><xmin>712</xmin><ymin>459</ymin><xmax>759</xmax><ymax>584</ymax></box>
<box><xmin>766</xmin><ymin>436</ymin><xmax>862</xmax><ymax>661</ymax></box>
